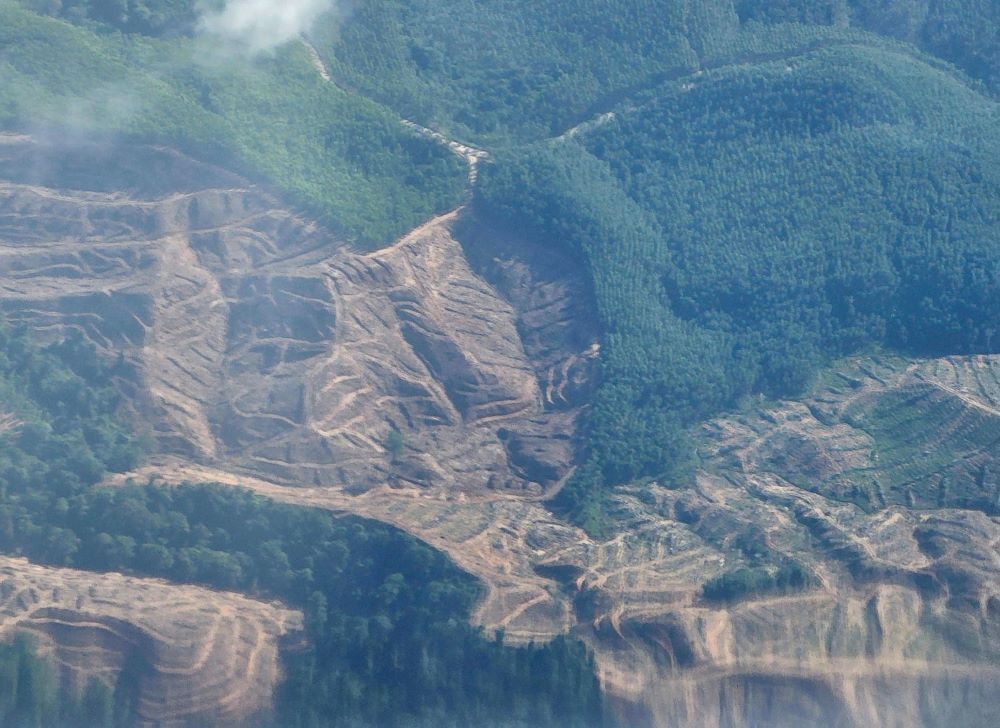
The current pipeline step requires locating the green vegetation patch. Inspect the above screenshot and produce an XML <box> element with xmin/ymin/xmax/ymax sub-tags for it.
<box><xmin>475</xmin><ymin>43</ymin><xmax>999</xmax><ymax>530</ymax></box>
<box><xmin>28</xmin><ymin>482</ymin><xmax>606</xmax><ymax>727</ymax></box>
<box><xmin>0</xmin><ymin>3</ymin><xmax>466</xmax><ymax>246</ymax></box>
<box><xmin>311</xmin><ymin>0</ymin><xmax>737</xmax><ymax>143</ymax></box>
<box><xmin>702</xmin><ymin>561</ymin><xmax>816</xmax><ymax>603</ymax></box>
<box><xmin>0</xmin><ymin>634</ymin><xmax>121</xmax><ymax>727</ymax></box>
<box><xmin>0</xmin><ymin>325</ymin><xmax>140</xmax><ymax>502</ymax></box>
<box><xmin>738</xmin><ymin>0</ymin><xmax>999</xmax><ymax>93</ymax></box>
<box><xmin>311</xmin><ymin>0</ymin><xmax>997</xmax><ymax>145</ymax></box>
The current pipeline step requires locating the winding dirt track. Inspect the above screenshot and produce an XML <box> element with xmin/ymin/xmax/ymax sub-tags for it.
<box><xmin>301</xmin><ymin>37</ymin><xmax>488</xmax><ymax>191</ymax></box>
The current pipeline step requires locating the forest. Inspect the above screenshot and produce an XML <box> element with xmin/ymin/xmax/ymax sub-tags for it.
<box><xmin>311</xmin><ymin>0</ymin><xmax>996</xmax><ymax>144</ymax></box>
<box><xmin>475</xmin><ymin>43</ymin><xmax>998</xmax><ymax>531</ymax></box>
<box><xmin>0</xmin><ymin>0</ymin><xmax>998</xmax><ymax>720</ymax></box>
<box><xmin>0</xmin><ymin>634</ymin><xmax>131</xmax><ymax>727</ymax></box>
<box><xmin>34</xmin><ymin>0</ymin><xmax>202</xmax><ymax>36</ymax></box>
<box><xmin>0</xmin><ymin>325</ymin><xmax>607</xmax><ymax>726</ymax></box>
<box><xmin>701</xmin><ymin>562</ymin><xmax>815</xmax><ymax>603</ymax></box>
<box><xmin>0</xmin><ymin>2</ymin><xmax>466</xmax><ymax>246</ymax></box>
<box><xmin>4</xmin><ymin>1</ymin><xmax>994</xmax><ymax>249</ymax></box>
<box><xmin>25</xmin><ymin>0</ymin><xmax>1000</xmax><ymax>109</ymax></box>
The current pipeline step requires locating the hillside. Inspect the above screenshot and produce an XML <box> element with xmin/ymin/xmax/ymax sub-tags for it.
<box><xmin>107</xmin><ymin>353</ymin><xmax>1000</xmax><ymax>726</ymax></box>
<box><xmin>0</xmin><ymin>216</ymin><xmax>606</xmax><ymax>727</ymax></box>
<box><xmin>0</xmin><ymin>556</ymin><xmax>302</xmax><ymax>726</ymax></box>
<box><xmin>2</xmin><ymin>125</ymin><xmax>998</xmax><ymax>725</ymax></box>
<box><xmin>476</xmin><ymin>39</ymin><xmax>998</xmax><ymax>529</ymax></box>
<box><xmin>0</xmin><ymin>0</ymin><xmax>998</xmax><ymax>726</ymax></box>
<box><xmin>0</xmin><ymin>133</ymin><xmax>594</xmax><ymax>493</ymax></box>
<box><xmin>0</xmin><ymin>2</ymin><xmax>466</xmax><ymax>246</ymax></box>
<box><xmin>313</xmin><ymin>0</ymin><xmax>997</xmax><ymax>143</ymax></box>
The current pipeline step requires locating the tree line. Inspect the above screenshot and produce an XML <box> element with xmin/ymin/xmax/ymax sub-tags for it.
<box><xmin>2</xmin><ymin>3</ymin><xmax>467</xmax><ymax>247</ymax></box>
<box><xmin>474</xmin><ymin>43</ymin><xmax>998</xmax><ymax>532</ymax></box>
<box><xmin>0</xmin><ymin>323</ymin><xmax>608</xmax><ymax>726</ymax></box>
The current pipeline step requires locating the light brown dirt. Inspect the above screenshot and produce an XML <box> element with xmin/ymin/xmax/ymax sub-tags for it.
<box><xmin>0</xmin><ymin>135</ymin><xmax>591</xmax><ymax>496</ymax></box>
<box><xmin>0</xmin><ymin>556</ymin><xmax>301</xmax><ymax>727</ymax></box>
<box><xmin>3</xmin><ymin>133</ymin><xmax>999</xmax><ymax>726</ymax></box>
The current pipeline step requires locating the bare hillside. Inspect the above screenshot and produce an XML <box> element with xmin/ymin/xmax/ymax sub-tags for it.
<box><xmin>118</xmin><ymin>356</ymin><xmax>1000</xmax><ymax>726</ymax></box>
<box><xmin>0</xmin><ymin>133</ymin><xmax>597</xmax><ymax>495</ymax></box>
<box><xmin>2</xmin><ymin>133</ymin><xmax>999</xmax><ymax>726</ymax></box>
<box><xmin>0</xmin><ymin>556</ymin><xmax>301</xmax><ymax>727</ymax></box>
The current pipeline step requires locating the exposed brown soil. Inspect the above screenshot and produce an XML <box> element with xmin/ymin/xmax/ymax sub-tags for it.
<box><xmin>2</xmin><ymin>133</ymin><xmax>999</xmax><ymax>726</ymax></box>
<box><xmin>0</xmin><ymin>556</ymin><xmax>301</xmax><ymax>727</ymax></box>
<box><xmin>112</xmin><ymin>353</ymin><xmax>1000</xmax><ymax>726</ymax></box>
<box><xmin>0</xmin><ymin>134</ymin><xmax>591</xmax><ymax>497</ymax></box>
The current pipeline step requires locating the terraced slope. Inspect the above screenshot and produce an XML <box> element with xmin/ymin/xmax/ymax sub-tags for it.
<box><xmin>0</xmin><ymin>556</ymin><xmax>301</xmax><ymax>726</ymax></box>
<box><xmin>2</xmin><ymin>132</ymin><xmax>999</xmax><ymax>725</ymax></box>
<box><xmin>120</xmin><ymin>352</ymin><xmax>1000</xmax><ymax>726</ymax></box>
<box><xmin>704</xmin><ymin>355</ymin><xmax>1000</xmax><ymax>512</ymax></box>
<box><xmin>0</xmin><ymin>133</ymin><xmax>597</xmax><ymax>495</ymax></box>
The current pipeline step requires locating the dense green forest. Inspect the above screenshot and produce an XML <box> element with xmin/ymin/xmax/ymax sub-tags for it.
<box><xmin>0</xmin><ymin>324</ymin><xmax>606</xmax><ymax>727</ymax></box>
<box><xmin>0</xmin><ymin>326</ymin><xmax>141</xmax><ymax>504</ymax></box>
<box><xmin>29</xmin><ymin>0</ymin><xmax>1000</xmax><ymax>108</ymax></box>
<box><xmin>31</xmin><ymin>0</ymin><xmax>202</xmax><ymax>36</ymax></box>
<box><xmin>701</xmin><ymin>562</ymin><xmax>816</xmax><ymax>603</ymax></box>
<box><xmin>475</xmin><ymin>44</ymin><xmax>999</xmax><ymax>532</ymax></box>
<box><xmin>311</xmin><ymin>0</ymin><xmax>734</xmax><ymax>142</ymax></box>
<box><xmin>0</xmin><ymin>2</ymin><xmax>466</xmax><ymax>246</ymax></box>
<box><xmin>740</xmin><ymin>0</ymin><xmax>998</xmax><ymax>93</ymax></box>
<box><xmin>311</xmin><ymin>0</ymin><xmax>996</xmax><ymax>144</ymax></box>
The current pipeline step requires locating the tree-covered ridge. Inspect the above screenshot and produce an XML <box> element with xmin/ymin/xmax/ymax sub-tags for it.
<box><xmin>310</xmin><ymin>0</ymin><xmax>996</xmax><ymax>145</ymax></box>
<box><xmin>0</xmin><ymin>327</ymin><xmax>607</xmax><ymax>726</ymax></box>
<box><xmin>0</xmin><ymin>2</ymin><xmax>466</xmax><ymax>246</ymax></box>
<box><xmin>739</xmin><ymin>0</ymin><xmax>999</xmax><ymax>94</ymax></box>
<box><xmin>475</xmin><ymin>44</ymin><xmax>998</xmax><ymax>532</ymax></box>
<box><xmin>312</xmin><ymin>0</ymin><xmax>737</xmax><ymax>143</ymax></box>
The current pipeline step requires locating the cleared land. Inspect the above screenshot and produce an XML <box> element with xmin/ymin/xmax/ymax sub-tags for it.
<box><xmin>0</xmin><ymin>556</ymin><xmax>301</xmax><ymax>727</ymax></box>
<box><xmin>2</xmin><ymin>134</ymin><xmax>998</xmax><ymax>726</ymax></box>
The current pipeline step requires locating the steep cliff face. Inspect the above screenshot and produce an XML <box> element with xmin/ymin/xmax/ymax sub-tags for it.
<box><xmin>1</xmin><ymin>133</ymin><xmax>998</xmax><ymax>726</ymax></box>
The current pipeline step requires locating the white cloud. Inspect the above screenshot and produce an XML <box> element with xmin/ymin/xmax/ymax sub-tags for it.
<box><xmin>198</xmin><ymin>0</ymin><xmax>337</xmax><ymax>55</ymax></box>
